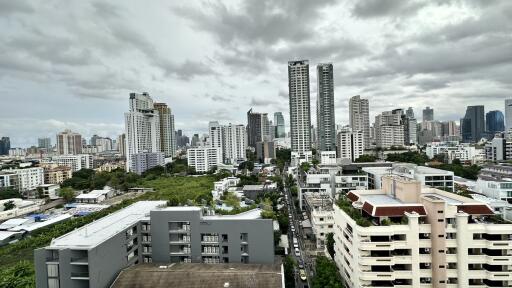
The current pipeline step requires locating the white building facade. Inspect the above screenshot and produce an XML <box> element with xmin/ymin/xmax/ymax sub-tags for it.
<box><xmin>337</xmin><ymin>127</ymin><xmax>364</xmax><ymax>162</ymax></box>
<box><xmin>187</xmin><ymin>147</ymin><xmax>222</xmax><ymax>173</ymax></box>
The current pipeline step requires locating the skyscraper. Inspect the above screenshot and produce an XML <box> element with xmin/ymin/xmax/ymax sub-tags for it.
<box><xmin>0</xmin><ymin>137</ymin><xmax>10</xmax><ymax>155</ymax></box>
<box><xmin>406</xmin><ymin>107</ymin><xmax>415</xmax><ymax>118</ymax></box>
<box><xmin>288</xmin><ymin>60</ymin><xmax>312</xmax><ymax>153</ymax></box>
<box><xmin>423</xmin><ymin>106</ymin><xmax>434</xmax><ymax>122</ymax></box>
<box><xmin>316</xmin><ymin>63</ymin><xmax>336</xmax><ymax>152</ymax></box>
<box><xmin>505</xmin><ymin>99</ymin><xmax>512</xmax><ymax>132</ymax></box>
<box><xmin>56</xmin><ymin>130</ymin><xmax>82</xmax><ymax>155</ymax></box>
<box><xmin>154</xmin><ymin>102</ymin><xmax>177</xmax><ymax>158</ymax></box>
<box><xmin>274</xmin><ymin>112</ymin><xmax>286</xmax><ymax>138</ymax></box>
<box><xmin>117</xmin><ymin>134</ymin><xmax>126</xmax><ymax>157</ymax></box>
<box><xmin>375</xmin><ymin>109</ymin><xmax>405</xmax><ymax>148</ymax></box>
<box><xmin>486</xmin><ymin>110</ymin><xmax>505</xmax><ymax>134</ymax></box>
<box><xmin>461</xmin><ymin>105</ymin><xmax>485</xmax><ymax>143</ymax></box>
<box><xmin>208</xmin><ymin>121</ymin><xmax>223</xmax><ymax>155</ymax></box>
<box><xmin>38</xmin><ymin>137</ymin><xmax>52</xmax><ymax>150</ymax></box>
<box><xmin>124</xmin><ymin>92</ymin><xmax>161</xmax><ymax>172</ymax></box>
<box><xmin>247</xmin><ymin>109</ymin><xmax>270</xmax><ymax>148</ymax></box>
<box><xmin>222</xmin><ymin>123</ymin><xmax>247</xmax><ymax>164</ymax></box>
<box><xmin>349</xmin><ymin>95</ymin><xmax>370</xmax><ymax>149</ymax></box>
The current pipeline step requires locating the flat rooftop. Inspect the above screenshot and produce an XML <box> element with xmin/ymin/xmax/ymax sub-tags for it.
<box><xmin>204</xmin><ymin>208</ymin><xmax>263</xmax><ymax>220</ymax></box>
<box><xmin>48</xmin><ymin>201</ymin><xmax>165</xmax><ymax>249</ymax></box>
<box><xmin>111</xmin><ymin>263</ymin><xmax>283</xmax><ymax>288</ymax></box>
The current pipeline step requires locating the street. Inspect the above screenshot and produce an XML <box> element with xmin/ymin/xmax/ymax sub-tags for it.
<box><xmin>283</xmin><ymin>172</ymin><xmax>313</xmax><ymax>288</ymax></box>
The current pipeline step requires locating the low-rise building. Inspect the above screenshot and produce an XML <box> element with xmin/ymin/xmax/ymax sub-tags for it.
<box><xmin>130</xmin><ymin>152</ymin><xmax>165</xmax><ymax>175</ymax></box>
<box><xmin>476</xmin><ymin>164</ymin><xmax>512</xmax><ymax>203</ymax></box>
<box><xmin>38</xmin><ymin>184</ymin><xmax>60</xmax><ymax>200</ymax></box>
<box><xmin>1</xmin><ymin>167</ymin><xmax>44</xmax><ymax>192</ymax></box>
<box><xmin>212</xmin><ymin>177</ymin><xmax>240</xmax><ymax>200</ymax></box>
<box><xmin>320</xmin><ymin>151</ymin><xmax>337</xmax><ymax>165</ymax></box>
<box><xmin>363</xmin><ymin>163</ymin><xmax>454</xmax><ymax>191</ymax></box>
<box><xmin>334</xmin><ymin>175</ymin><xmax>512</xmax><ymax>288</ymax></box>
<box><xmin>75</xmin><ymin>189</ymin><xmax>114</xmax><ymax>204</ymax></box>
<box><xmin>35</xmin><ymin>202</ymin><xmax>274</xmax><ymax>288</ymax></box>
<box><xmin>0</xmin><ymin>172</ymin><xmax>19</xmax><ymax>191</ymax></box>
<box><xmin>426</xmin><ymin>141</ymin><xmax>484</xmax><ymax>164</ymax></box>
<box><xmin>187</xmin><ymin>147</ymin><xmax>222</xmax><ymax>173</ymax></box>
<box><xmin>0</xmin><ymin>198</ymin><xmax>42</xmax><ymax>221</ymax></box>
<box><xmin>42</xmin><ymin>165</ymin><xmax>72</xmax><ymax>185</ymax></box>
<box><xmin>303</xmin><ymin>192</ymin><xmax>334</xmax><ymax>250</ymax></box>
<box><xmin>42</xmin><ymin>154</ymin><xmax>93</xmax><ymax>172</ymax></box>
<box><xmin>242</xmin><ymin>183</ymin><xmax>277</xmax><ymax>200</ymax></box>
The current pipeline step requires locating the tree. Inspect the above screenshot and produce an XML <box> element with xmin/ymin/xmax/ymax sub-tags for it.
<box><xmin>224</xmin><ymin>192</ymin><xmax>241</xmax><ymax>209</ymax></box>
<box><xmin>3</xmin><ymin>200</ymin><xmax>15</xmax><ymax>211</ymax></box>
<box><xmin>300</xmin><ymin>162</ymin><xmax>311</xmax><ymax>173</ymax></box>
<box><xmin>0</xmin><ymin>187</ymin><xmax>22</xmax><ymax>200</ymax></box>
<box><xmin>386</xmin><ymin>151</ymin><xmax>429</xmax><ymax>165</ymax></box>
<box><xmin>285</xmin><ymin>174</ymin><xmax>295</xmax><ymax>189</ymax></box>
<box><xmin>36</xmin><ymin>187</ymin><xmax>45</xmax><ymax>199</ymax></box>
<box><xmin>58</xmin><ymin>187</ymin><xmax>75</xmax><ymax>203</ymax></box>
<box><xmin>283</xmin><ymin>255</ymin><xmax>296</xmax><ymax>288</ymax></box>
<box><xmin>355</xmin><ymin>154</ymin><xmax>378</xmax><ymax>163</ymax></box>
<box><xmin>312</xmin><ymin>158</ymin><xmax>320</xmax><ymax>166</ymax></box>
<box><xmin>326</xmin><ymin>232</ymin><xmax>335</xmax><ymax>259</ymax></box>
<box><xmin>311</xmin><ymin>256</ymin><xmax>343</xmax><ymax>288</ymax></box>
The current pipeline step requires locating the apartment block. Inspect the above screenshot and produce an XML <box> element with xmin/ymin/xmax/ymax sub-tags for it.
<box><xmin>364</xmin><ymin>163</ymin><xmax>454</xmax><ymax>192</ymax></box>
<box><xmin>1</xmin><ymin>167</ymin><xmax>45</xmax><ymax>192</ymax></box>
<box><xmin>426</xmin><ymin>142</ymin><xmax>484</xmax><ymax>164</ymax></box>
<box><xmin>303</xmin><ymin>192</ymin><xmax>334</xmax><ymax>249</ymax></box>
<box><xmin>477</xmin><ymin>164</ymin><xmax>512</xmax><ymax>203</ymax></box>
<box><xmin>56</xmin><ymin>130</ymin><xmax>82</xmax><ymax>155</ymax></box>
<box><xmin>334</xmin><ymin>175</ymin><xmax>512</xmax><ymax>288</ymax></box>
<box><xmin>337</xmin><ymin>127</ymin><xmax>364</xmax><ymax>162</ymax></box>
<box><xmin>34</xmin><ymin>202</ymin><xmax>274</xmax><ymax>288</ymax></box>
<box><xmin>187</xmin><ymin>147</ymin><xmax>222</xmax><ymax>173</ymax></box>
<box><xmin>42</xmin><ymin>155</ymin><xmax>93</xmax><ymax>172</ymax></box>
<box><xmin>129</xmin><ymin>152</ymin><xmax>165</xmax><ymax>175</ymax></box>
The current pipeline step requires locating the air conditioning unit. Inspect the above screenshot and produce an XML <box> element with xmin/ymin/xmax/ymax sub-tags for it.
<box><xmin>425</xmin><ymin>248</ymin><xmax>431</xmax><ymax>253</ymax></box>
<box><xmin>425</xmin><ymin>263</ymin><xmax>431</xmax><ymax>268</ymax></box>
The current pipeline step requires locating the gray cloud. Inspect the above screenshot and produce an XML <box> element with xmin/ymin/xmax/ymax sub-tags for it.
<box><xmin>352</xmin><ymin>0</ymin><xmax>426</xmax><ymax>18</ymax></box>
<box><xmin>0</xmin><ymin>0</ymin><xmax>34</xmax><ymax>16</ymax></box>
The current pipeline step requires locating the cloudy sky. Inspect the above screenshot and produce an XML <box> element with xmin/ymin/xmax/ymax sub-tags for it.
<box><xmin>1</xmin><ymin>0</ymin><xmax>511</xmax><ymax>147</ymax></box>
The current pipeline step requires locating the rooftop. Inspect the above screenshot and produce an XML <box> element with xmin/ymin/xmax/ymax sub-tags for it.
<box><xmin>204</xmin><ymin>208</ymin><xmax>263</xmax><ymax>220</ymax></box>
<box><xmin>48</xmin><ymin>201</ymin><xmax>165</xmax><ymax>249</ymax></box>
<box><xmin>111</xmin><ymin>263</ymin><xmax>284</xmax><ymax>288</ymax></box>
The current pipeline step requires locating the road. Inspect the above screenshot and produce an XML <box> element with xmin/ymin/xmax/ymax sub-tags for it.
<box><xmin>283</xmin><ymin>171</ymin><xmax>313</xmax><ymax>288</ymax></box>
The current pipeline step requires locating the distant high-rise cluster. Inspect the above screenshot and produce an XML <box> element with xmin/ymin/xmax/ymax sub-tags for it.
<box><xmin>56</xmin><ymin>130</ymin><xmax>82</xmax><ymax>155</ymax></box>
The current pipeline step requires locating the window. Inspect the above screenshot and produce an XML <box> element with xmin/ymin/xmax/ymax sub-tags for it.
<box><xmin>47</xmin><ymin>264</ymin><xmax>59</xmax><ymax>277</ymax></box>
<box><xmin>438</xmin><ymin>250</ymin><xmax>445</xmax><ymax>253</ymax></box>
<box><xmin>438</xmin><ymin>235</ymin><xmax>444</xmax><ymax>238</ymax></box>
<box><xmin>437</xmin><ymin>210</ymin><xmax>443</xmax><ymax>213</ymax></box>
<box><xmin>48</xmin><ymin>279</ymin><xmax>59</xmax><ymax>288</ymax></box>
<box><xmin>437</xmin><ymin>219</ymin><xmax>444</xmax><ymax>222</ymax></box>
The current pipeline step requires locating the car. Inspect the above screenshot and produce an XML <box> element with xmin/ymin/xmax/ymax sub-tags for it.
<box><xmin>291</xmin><ymin>227</ymin><xmax>295</xmax><ymax>232</ymax></box>
<box><xmin>298</xmin><ymin>261</ymin><xmax>304</xmax><ymax>269</ymax></box>
<box><xmin>294</xmin><ymin>248</ymin><xmax>300</xmax><ymax>257</ymax></box>
<box><xmin>299</xmin><ymin>269</ymin><xmax>307</xmax><ymax>281</ymax></box>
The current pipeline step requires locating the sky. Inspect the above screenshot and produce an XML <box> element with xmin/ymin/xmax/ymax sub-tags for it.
<box><xmin>0</xmin><ymin>0</ymin><xmax>511</xmax><ymax>147</ymax></box>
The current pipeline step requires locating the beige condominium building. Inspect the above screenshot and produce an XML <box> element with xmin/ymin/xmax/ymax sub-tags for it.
<box><xmin>334</xmin><ymin>175</ymin><xmax>512</xmax><ymax>288</ymax></box>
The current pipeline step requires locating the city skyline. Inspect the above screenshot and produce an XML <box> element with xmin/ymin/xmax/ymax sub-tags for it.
<box><xmin>1</xmin><ymin>0</ymin><xmax>511</xmax><ymax>147</ymax></box>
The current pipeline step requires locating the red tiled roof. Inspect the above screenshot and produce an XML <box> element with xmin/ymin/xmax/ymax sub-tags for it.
<box><xmin>457</xmin><ymin>204</ymin><xmax>494</xmax><ymax>215</ymax></box>
<box><xmin>362</xmin><ymin>202</ymin><xmax>374</xmax><ymax>215</ymax></box>
<box><xmin>373</xmin><ymin>206</ymin><xmax>427</xmax><ymax>217</ymax></box>
<box><xmin>346</xmin><ymin>192</ymin><xmax>359</xmax><ymax>202</ymax></box>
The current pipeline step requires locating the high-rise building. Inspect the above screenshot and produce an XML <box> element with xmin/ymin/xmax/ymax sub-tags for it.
<box><xmin>422</xmin><ymin>106</ymin><xmax>434</xmax><ymax>122</ymax></box>
<box><xmin>38</xmin><ymin>137</ymin><xmax>52</xmax><ymax>150</ymax></box>
<box><xmin>0</xmin><ymin>137</ymin><xmax>10</xmax><ymax>155</ymax></box>
<box><xmin>336</xmin><ymin>127</ymin><xmax>364</xmax><ymax>162</ymax></box>
<box><xmin>486</xmin><ymin>110</ymin><xmax>505</xmax><ymax>134</ymax></box>
<box><xmin>117</xmin><ymin>134</ymin><xmax>126</xmax><ymax>157</ymax></box>
<box><xmin>374</xmin><ymin>110</ymin><xmax>405</xmax><ymax>148</ymax></box>
<box><xmin>154</xmin><ymin>103</ymin><xmax>177</xmax><ymax>158</ymax></box>
<box><xmin>90</xmin><ymin>134</ymin><xmax>100</xmax><ymax>146</ymax></box>
<box><xmin>441</xmin><ymin>121</ymin><xmax>459</xmax><ymax>137</ymax></box>
<box><xmin>187</xmin><ymin>147</ymin><xmax>222</xmax><ymax>172</ymax></box>
<box><xmin>404</xmin><ymin>115</ymin><xmax>417</xmax><ymax>145</ymax></box>
<box><xmin>191</xmin><ymin>134</ymin><xmax>200</xmax><ymax>147</ymax></box>
<box><xmin>208</xmin><ymin>121</ymin><xmax>223</xmax><ymax>154</ymax></box>
<box><xmin>406</xmin><ymin>107</ymin><xmax>415</xmax><ymax>118</ymax></box>
<box><xmin>288</xmin><ymin>60</ymin><xmax>312</xmax><ymax>154</ymax></box>
<box><xmin>274</xmin><ymin>112</ymin><xmax>286</xmax><ymax>138</ymax></box>
<box><xmin>222</xmin><ymin>123</ymin><xmax>247</xmax><ymax>164</ymax></box>
<box><xmin>124</xmin><ymin>92</ymin><xmax>161</xmax><ymax>172</ymax></box>
<box><xmin>349</xmin><ymin>95</ymin><xmax>370</xmax><ymax>149</ymax></box>
<box><xmin>316</xmin><ymin>63</ymin><xmax>336</xmax><ymax>152</ymax></box>
<box><xmin>176</xmin><ymin>130</ymin><xmax>190</xmax><ymax>148</ymax></box>
<box><xmin>56</xmin><ymin>130</ymin><xmax>82</xmax><ymax>155</ymax></box>
<box><xmin>247</xmin><ymin>109</ymin><xmax>271</xmax><ymax>148</ymax></box>
<box><xmin>256</xmin><ymin>141</ymin><xmax>276</xmax><ymax>164</ymax></box>
<box><xmin>461</xmin><ymin>105</ymin><xmax>485</xmax><ymax>143</ymax></box>
<box><xmin>130</xmin><ymin>152</ymin><xmax>165</xmax><ymax>175</ymax></box>
<box><xmin>506</xmin><ymin>99</ymin><xmax>512</xmax><ymax>132</ymax></box>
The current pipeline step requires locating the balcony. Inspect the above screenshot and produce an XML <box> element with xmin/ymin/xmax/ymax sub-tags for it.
<box><xmin>359</xmin><ymin>241</ymin><xmax>408</xmax><ymax>251</ymax></box>
<box><xmin>70</xmin><ymin>258</ymin><xmax>88</xmax><ymax>265</ymax></box>
<box><xmin>70</xmin><ymin>272</ymin><xmax>89</xmax><ymax>280</ymax></box>
<box><xmin>169</xmin><ymin>250</ymin><xmax>191</xmax><ymax>255</ymax></box>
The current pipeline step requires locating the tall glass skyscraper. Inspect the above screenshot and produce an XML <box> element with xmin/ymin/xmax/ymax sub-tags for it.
<box><xmin>316</xmin><ymin>63</ymin><xmax>336</xmax><ymax>152</ymax></box>
<box><xmin>486</xmin><ymin>110</ymin><xmax>505</xmax><ymax>134</ymax></box>
<box><xmin>461</xmin><ymin>105</ymin><xmax>485</xmax><ymax>143</ymax></box>
<box><xmin>273</xmin><ymin>112</ymin><xmax>286</xmax><ymax>138</ymax></box>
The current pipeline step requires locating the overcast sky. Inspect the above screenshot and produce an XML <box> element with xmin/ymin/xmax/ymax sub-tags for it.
<box><xmin>1</xmin><ymin>0</ymin><xmax>511</xmax><ymax>147</ymax></box>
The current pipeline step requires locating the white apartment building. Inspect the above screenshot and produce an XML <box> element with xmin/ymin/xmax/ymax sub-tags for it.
<box><xmin>320</xmin><ymin>151</ymin><xmax>337</xmax><ymax>165</ymax></box>
<box><xmin>375</xmin><ymin>110</ymin><xmax>405</xmax><ymax>149</ymax></box>
<box><xmin>334</xmin><ymin>175</ymin><xmax>512</xmax><ymax>288</ymax></box>
<box><xmin>125</xmin><ymin>92</ymin><xmax>161</xmax><ymax>172</ymax></box>
<box><xmin>349</xmin><ymin>95</ymin><xmax>370</xmax><ymax>149</ymax></box>
<box><xmin>3</xmin><ymin>167</ymin><xmax>44</xmax><ymax>191</ymax></box>
<box><xmin>304</xmin><ymin>192</ymin><xmax>334</xmax><ymax>249</ymax></box>
<box><xmin>222</xmin><ymin>123</ymin><xmax>247</xmax><ymax>164</ymax></box>
<box><xmin>288</xmin><ymin>60</ymin><xmax>312</xmax><ymax>154</ymax></box>
<box><xmin>476</xmin><ymin>165</ymin><xmax>512</xmax><ymax>203</ymax></box>
<box><xmin>426</xmin><ymin>142</ymin><xmax>484</xmax><ymax>164</ymax></box>
<box><xmin>212</xmin><ymin>177</ymin><xmax>240</xmax><ymax>200</ymax></box>
<box><xmin>187</xmin><ymin>147</ymin><xmax>222</xmax><ymax>173</ymax></box>
<box><xmin>43</xmin><ymin>154</ymin><xmax>93</xmax><ymax>172</ymax></box>
<box><xmin>130</xmin><ymin>152</ymin><xmax>165</xmax><ymax>175</ymax></box>
<box><xmin>337</xmin><ymin>127</ymin><xmax>364</xmax><ymax>162</ymax></box>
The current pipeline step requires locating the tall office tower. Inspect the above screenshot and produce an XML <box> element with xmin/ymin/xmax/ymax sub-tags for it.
<box><xmin>288</xmin><ymin>60</ymin><xmax>312</xmax><ymax>153</ymax></box>
<box><xmin>274</xmin><ymin>112</ymin><xmax>286</xmax><ymax>138</ymax></box>
<box><xmin>375</xmin><ymin>109</ymin><xmax>405</xmax><ymax>148</ymax></box>
<box><xmin>506</xmin><ymin>99</ymin><xmax>512</xmax><ymax>132</ymax></box>
<box><xmin>154</xmin><ymin>103</ymin><xmax>177</xmax><ymax>158</ymax></box>
<box><xmin>336</xmin><ymin>127</ymin><xmax>364</xmax><ymax>162</ymax></box>
<box><xmin>38</xmin><ymin>137</ymin><xmax>51</xmax><ymax>150</ymax></box>
<box><xmin>349</xmin><ymin>95</ymin><xmax>370</xmax><ymax>149</ymax></box>
<box><xmin>56</xmin><ymin>130</ymin><xmax>83</xmax><ymax>155</ymax></box>
<box><xmin>422</xmin><ymin>106</ymin><xmax>434</xmax><ymax>122</ymax></box>
<box><xmin>404</xmin><ymin>115</ymin><xmax>418</xmax><ymax>145</ymax></box>
<box><xmin>124</xmin><ymin>92</ymin><xmax>161</xmax><ymax>172</ymax></box>
<box><xmin>191</xmin><ymin>134</ymin><xmax>200</xmax><ymax>147</ymax></box>
<box><xmin>208</xmin><ymin>121</ymin><xmax>223</xmax><ymax>155</ymax></box>
<box><xmin>90</xmin><ymin>134</ymin><xmax>100</xmax><ymax>146</ymax></box>
<box><xmin>441</xmin><ymin>121</ymin><xmax>458</xmax><ymax>136</ymax></box>
<box><xmin>486</xmin><ymin>110</ymin><xmax>505</xmax><ymax>134</ymax></box>
<box><xmin>222</xmin><ymin>123</ymin><xmax>247</xmax><ymax>164</ymax></box>
<box><xmin>406</xmin><ymin>107</ymin><xmax>415</xmax><ymax>118</ymax></box>
<box><xmin>117</xmin><ymin>134</ymin><xmax>126</xmax><ymax>157</ymax></box>
<box><xmin>247</xmin><ymin>109</ymin><xmax>271</xmax><ymax>147</ymax></box>
<box><xmin>461</xmin><ymin>105</ymin><xmax>485</xmax><ymax>143</ymax></box>
<box><xmin>316</xmin><ymin>63</ymin><xmax>336</xmax><ymax>152</ymax></box>
<box><xmin>0</xmin><ymin>137</ymin><xmax>10</xmax><ymax>155</ymax></box>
